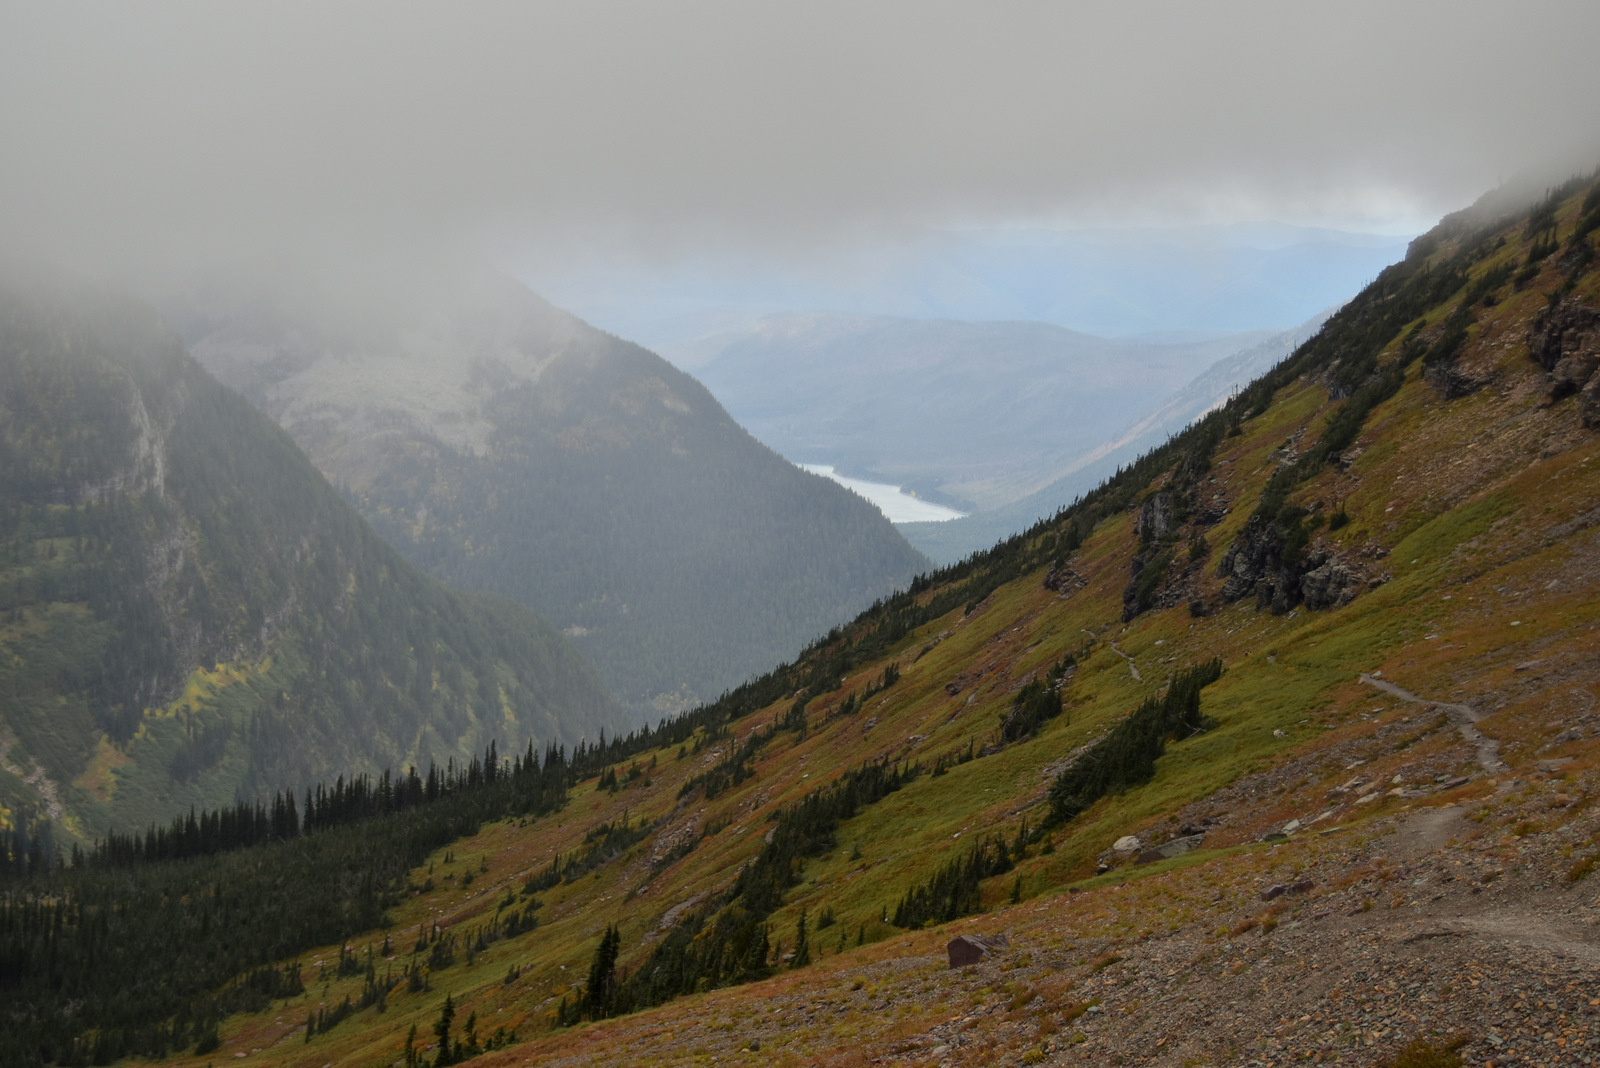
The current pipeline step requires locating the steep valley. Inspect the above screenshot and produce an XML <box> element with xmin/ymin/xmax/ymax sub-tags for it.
<box><xmin>5</xmin><ymin>176</ymin><xmax>1600</xmax><ymax>1067</ymax></box>
<box><xmin>171</xmin><ymin>267</ymin><xmax>928</xmax><ymax>716</ymax></box>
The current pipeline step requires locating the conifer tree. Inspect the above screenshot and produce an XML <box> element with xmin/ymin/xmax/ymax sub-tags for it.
<box><xmin>432</xmin><ymin>993</ymin><xmax>455</xmax><ymax>1067</ymax></box>
<box><xmin>791</xmin><ymin>909</ymin><xmax>811</xmax><ymax>969</ymax></box>
<box><xmin>583</xmin><ymin>925</ymin><xmax>621</xmax><ymax>1018</ymax></box>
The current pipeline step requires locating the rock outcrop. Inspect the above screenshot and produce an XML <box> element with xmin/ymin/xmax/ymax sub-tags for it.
<box><xmin>1219</xmin><ymin>517</ymin><xmax>1374</xmax><ymax>613</ymax></box>
<box><xmin>1529</xmin><ymin>297</ymin><xmax>1600</xmax><ymax>426</ymax></box>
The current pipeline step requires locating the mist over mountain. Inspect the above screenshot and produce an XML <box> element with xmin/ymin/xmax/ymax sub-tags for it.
<box><xmin>0</xmin><ymin>271</ymin><xmax>622</xmax><ymax>835</ymax></box>
<box><xmin>523</xmin><ymin>223</ymin><xmax>1408</xmax><ymax>355</ymax></box>
<box><xmin>168</xmin><ymin>264</ymin><xmax>929</xmax><ymax>718</ymax></box>
<box><xmin>530</xmin><ymin>224</ymin><xmax>1401</xmax><ymax>569</ymax></box>
<box><xmin>5</xmin><ymin>6</ymin><xmax>1600</xmax><ymax>1063</ymax></box>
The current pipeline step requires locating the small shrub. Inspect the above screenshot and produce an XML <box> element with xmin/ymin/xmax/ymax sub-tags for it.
<box><xmin>1061</xmin><ymin>999</ymin><xmax>1097</xmax><ymax>1022</ymax></box>
<box><xmin>1569</xmin><ymin>854</ymin><xmax>1598</xmax><ymax>883</ymax></box>
<box><xmin>1385</xmin><ymin>1033</ymin><xmax>1469</xmax><ymax>1068</ymax></box>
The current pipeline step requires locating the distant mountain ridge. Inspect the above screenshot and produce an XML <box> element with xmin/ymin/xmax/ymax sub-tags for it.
<box><xmin>685</xmin><ymin>313</ymin><xmax>1277</xmax><ymax>517</ymax></box>
<box><xmin>171</xmin><ymin>266</ymin><xmax>929</xmax><ymax>717</ymax></box>
<box><xmin>0</xmin><ymin>272</ymin><xmax>622</xmax><ymax>836</ymax></box>
<box><xmin>900</xmin><ymin>312</ymin><xmax>1332</xmax><ymax>563</ymax></box>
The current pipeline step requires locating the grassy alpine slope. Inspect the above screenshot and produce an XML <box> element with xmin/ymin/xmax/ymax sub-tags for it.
<box><xmin>8</xmin><ymin>173</ymin><xmax>1600</xmax><ymax>1066</ymax></box>
<box><xmin>0</xmin><ymin>274</ymin><xmax>623</xmax><ymax>841</ymax></box>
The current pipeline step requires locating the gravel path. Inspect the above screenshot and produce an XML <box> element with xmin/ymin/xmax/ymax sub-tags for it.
<box><xmin>1109</xmin><ymin>642</ymin><xmax>1143</xmax><ymax>682</ymax></box>
<box><xmin>1360</xmin><ymin>672</ymin><xmax>1506</xmax><ymax>772</ymax></box>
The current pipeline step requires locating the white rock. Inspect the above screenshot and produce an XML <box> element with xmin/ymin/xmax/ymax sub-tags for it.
<box><xmin>1112</xmin><ymin>835</ymin><xmax>1142</xmax><ymax>853</ymax></box>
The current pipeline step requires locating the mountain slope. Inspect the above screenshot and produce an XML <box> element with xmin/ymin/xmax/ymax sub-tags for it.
<box><xmin>7</xmin><ymin>173</ymin><xmax>1600</xmax><ymax>1068</ymax></box>
<box><xmin>171</xmin><ymin>268</ymin><xmax>929</xmax><ymax>716</ymax></box>
<box><xmin>0</xmin><ymin>273</ymin><xmax>622</xmax><ymax>837</ymax></box>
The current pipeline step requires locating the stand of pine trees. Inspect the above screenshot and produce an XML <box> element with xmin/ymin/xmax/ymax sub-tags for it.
<box><xmin>562</xmin><ymin>759</ymin><xmax>920</xmax><ymax>1025</ymax></box>
<box><xmin>891</xmin><ymin>833</ymin><xmax>1016</xmax><ymax>929</ymax></box>
<box><xmin>0</xmin><ymin>740</ymin><xmax>572</xmax><ymax>1066</ymax></box>
<box><xmin>1047</xmin><ymin>659</ymin><xmax>1223</xmax><ymax>824</ymax></box>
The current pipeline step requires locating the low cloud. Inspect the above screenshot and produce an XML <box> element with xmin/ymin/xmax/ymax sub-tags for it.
<box><xmin>3</xmin><ymin>1</ymin><xmax>1598</xmax><ymax>276</ymax></box>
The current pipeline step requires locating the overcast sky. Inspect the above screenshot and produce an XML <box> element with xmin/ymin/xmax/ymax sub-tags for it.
<box><xmin>4</xmin><ymin>1</ymin><xmax>1599</xmax><ymax>275</ymax></box>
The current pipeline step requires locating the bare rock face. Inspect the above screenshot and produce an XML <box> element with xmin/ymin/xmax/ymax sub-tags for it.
<box><xmin>1530</xmin><ymin>297</ymin><xmax>1600</xmax><ymax>413</ymax></box>
<box><xmin>1218</xmin><ymin>513</ymin><xmax>1292</xmax><ymax>610</ymax></box>
<box><xmin>1528</xmin><ymin>297</ymin><xmax>1600</xmax><ymax>424</ymax></box>
<box><xmin>1299</xmin><ymin>549</ymin><xmax>1364</xmax><ymax>610</ymax></box>
<box><xmin>1581</xmin><ymin>374</ymin><xmax>1600</xmax><ymax>429</ymax></box>
<box><xmin>1133</xmin><ymin>491</ymin><xmax>1176</xmax><ymax>542</ymax></box>
<box><xmin>947</xmin><ymin>933</ymin><xmax>1010</xmax><ymax>968</ymax></box>
<box><xmin>1423</xmin><ymin>360</ymin><xmax>1491</xmax><ymax>399</ymax></box>
<box><xmin>1549</xmin><ymin>353</ymin><xmax>1600</xmax><ymax>401</ymax></box>
<box><xmin>1221</xmin><ymin>518</ymin><xmax>1373</xmax><ymax>614</ymax></box>
<box><xmin>1528</xmin><ymin>297</ymin><xmax>1600</xmax><ymax>373</ymax></box>
<box><xmin>1042</xmin><ymin>561</ymin><xmax>1087</xmax><ymax>595</ymax></box>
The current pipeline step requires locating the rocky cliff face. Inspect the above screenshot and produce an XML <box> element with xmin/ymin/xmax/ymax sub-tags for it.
<box><xmin>1530</xmin><ymin>295</ymin><xmax>1600</xmax><ymax>425</ymax></box>
<box><xmin>1217</xmin><ymin>516</ymin><xmax>1381</xmax><ymax>613</ymax></box>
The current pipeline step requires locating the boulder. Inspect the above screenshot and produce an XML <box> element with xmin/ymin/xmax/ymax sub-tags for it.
<box><xmin>947</xmin><ymin>933</ymin><xmax>1010</xmax><ymax>968</ymax></box>
<box><xmin>1260</xmin><ymin>879</ymin><xmax>1315</xmax><ymax>902</ymax></box>
<box><xmin>1134</xmin><ymin>833</ymin><xmax>1206</xmax><ymax>865</ymax></box>
<box><xmin>1112</xmin><ymin>835</ymin><xmax>1142</xmax><ymax>854</ymax></box>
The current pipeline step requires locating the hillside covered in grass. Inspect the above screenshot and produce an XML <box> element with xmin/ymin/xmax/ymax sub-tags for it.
<box><xmin>0</xmin><ymin>273</ymin><xmax>623</xmax><ymax>843</ymax></box>
<box><xmin>5</xmin><ymin>172</ymin><xmax>1600</xmax><ymax>1067</ymax></box>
